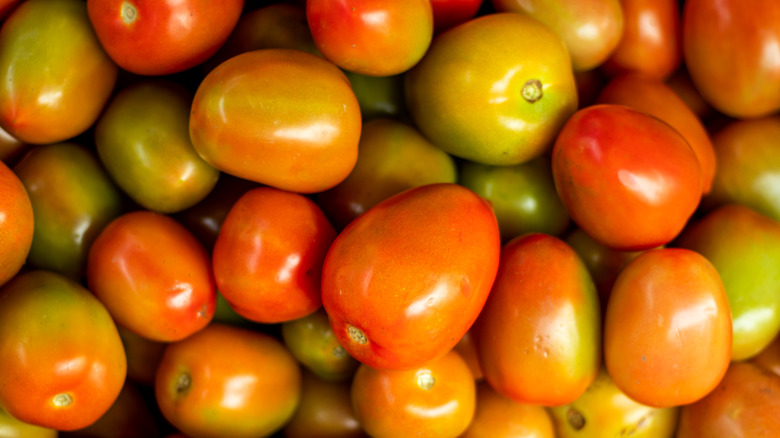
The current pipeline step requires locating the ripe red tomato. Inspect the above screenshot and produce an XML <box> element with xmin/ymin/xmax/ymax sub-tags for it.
<box><xmin>604</xmin><ymin>248</ymin><xmax>732</xmax><ymax>408</ymax></box>
<box><xmin>87</xmin><ymin>211</ymin><xmax>217</xmax><ymax>342</ymax></box>
<box><xmin>87</xmin><ymin>0</ymin><xmax>244</xmax><ymax>75</ymax></box>
<box><xmin>322</xmin><ymin>183</ymin><xmax>500</xmax><ymax>370</ymax></box>
<box><xmin>0</xmin><ymin>159</ymin><xmax>32</xmax><ymax>287</ymax></box>
<box><xmin>552</xmin><ymin>104</ymin><xmax>702</xmax><ymax>250</ymax></box>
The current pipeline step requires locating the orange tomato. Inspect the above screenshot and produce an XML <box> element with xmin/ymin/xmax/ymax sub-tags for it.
<box><xmin>462</xmin><ymin>381</ymin><xmax>555</xmax><ymax>438</ymax></box>
<box><xmin>0</xmin><ymin>159</ymin><xmax>32</xmax><ymax>287</ymax></box>
<box><xmin>754</xmin><ymin>334</ymin><xmax>780</xmax><ymax>377</ymax></box>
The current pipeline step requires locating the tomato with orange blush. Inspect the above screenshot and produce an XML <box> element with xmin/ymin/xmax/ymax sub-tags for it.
<box><xmin>0</xmin><ymin>159</ymin><xmax>32</xmax><ymax>288</ymax></box>
<box><xmin>462</xmin><ymin>381</ymin><xmax>555</xmax><ymax>438</ymax></box>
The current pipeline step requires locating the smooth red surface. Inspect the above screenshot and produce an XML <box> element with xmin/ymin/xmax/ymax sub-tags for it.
<box><xmin>0</xmin><ymin>159</ymin><xmax>32</xmax><ymax>287</ymax></box>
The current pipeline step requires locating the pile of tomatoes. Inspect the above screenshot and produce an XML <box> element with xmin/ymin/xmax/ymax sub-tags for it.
<box><xmin>0</xmin><ymin>0</ymin><xmax>779</xmax><ymax>437</ymax></box>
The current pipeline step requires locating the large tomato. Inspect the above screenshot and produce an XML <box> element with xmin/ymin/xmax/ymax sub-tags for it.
<box><xmin>0</xmin><ymin>159</ymin><xmax>32</xmax><ymax>287</ymax></box>
<box><xmin>87</xmin><ymin>0</ymin><xmax>244</xmax><ymax>75</ymax></box>
<box><xmin>321</xmin><ymin>183</ymin><xmax>500</xmax><ymax>370</ymax></box>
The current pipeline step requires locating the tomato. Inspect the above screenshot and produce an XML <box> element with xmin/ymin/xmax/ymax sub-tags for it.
<box><xmin>0</xmin><ymin>159</ymin><xmax>32</xmax><ymax>287</ymax></box>
<box><xmin>754</xmin><ymin>333</ymin><xmax>780</xmax><ymax>377</ymax></box>
<box><xmin>281</xmin><ymin>309</ymin><xmax>359</xmax><ymax>382</ymax></box>
<box><xmin>87</xmin><ymin>210</ymin><xmax>217</xmax><ymax>342</ymax></box>
<box><xmin>94</xmin><ymin>80</ymin><xmax>219</xmax><ymax>214</ymax></box>
<box><xmin>460</xmin><ymin>155</ymin><xmax>571</xmax><ymax>242</ymax></box>
<box><xmin>283</xmin><ymin>371</ymin><xmax>364</xmax><ymax>438</ymax></box>
<box><xmin>306</xmin><ymin>0</ymin><xmax>433</xmax><ymax>76</ymax></box>
<box><xmin>87</xmin><ymin>0</ymin><xmax>244</xmax><ymax>76</ymax></box>
<box><xmin>492</xmin><ymin>0</ymin><xmax>623</xmax><ymax>72</ymax></box>
<box><xmin>0</xmin><ymin>0</ymin><xmax>19</xmax><ymax>21</ymax></box>
<box><xmin>676</xmin><ymin>362</ymin><xmax>780</xmax><ymax>437</ymax></box>
<box><xmin>406</xmin><ymin>12</ymin><xmax>578</xmax><ymax>166</ymax></box>
<box><xmin>473</xmin><ymin>233</ymin><xmax>601</xmax><ymax>406</ymax></box>
<box><xmin>430</xmin><ymin>0</ymin><xmax>483</xmax><ymax>33</ymax></box>
<box><xmin>454</xmin><ymin>330</ymin><xmax>484</xmax><ymax>381</ymax></box>
<box><xmin>461</xmin><ymin>381</ymin><xmax>555</xmax><ymax>438</ymax></box>
<box><xmin>0</xmin><ymin>406</ymin><xmax>57</xmax><ymax>438</ymax></box>
<box><xmin>675</xmin><ymin>204</ymin><xmax>780</xmax><ymax>361</ymax></box>
<box><xmin>0</xmin><ymin>0</ymin><xmax>117</xmax><ymax>145</ymax></box>
<box><xmin>155</xmin><ymin>324</ymin><xmax>302</xmax><ymax>438</ymax></box>
<box><xmin>597</xmin><ymin>73</ymin><xmax>717</xmax><ymax>195</ymax></box>
<box><xmin>189</xmin><ymin>49</ymin><xmax>362</xmax><ymax>194</ymax></box>
<box><xmin>321</xmin><ymin>183</ymin><xmax>500</xmax><ymax>370</ymax></box>
<box><xmin>351</xmin><ymin>350</ymin><xmax>476</xmax><ymax>438</ymax></box>
<box><xmin>68</xmin><ymin>381</ymin><xmax>161</xmax><ymax>438</ymax></box>
<box><xmin>343</xmin><ymin>72</ymin><xmax>406</xmax><ymax>121</ymax></box>
<box><xmin>552</xmin><ymin>104</ymin><xmax>702</xmax><ymax>250</ymax></box>
<box><xmin>604</xmin><ymin>248</ymin><xmax>732</xmax><ymax>408</ymax></box>
<box><xmin>213</xmin><ymin>187</ymin><xmax>336</xmax><ymax>323</ymax></box>
<box><xmin>601</xmin><ymin>0</ymin><xmax>681</xmax><ymax>79</ymax></box>
<box><xmin>13</xmin><ymin>143</ymin><xmax>123</xmax><ymax>279</ymax></box>
<box><xmin>0</xmin><ymin>271</ymin><xmax>126</xmax><ymax>431</ymax></box>
<box><xmin>316</xmin><ymin>118</ymin><xmax>457</xmax><ymax>230</ymax></box>
<box><xmin>0</xmin><ymin>125</ymin><xmax>24</xmax><ymax>165</ymax></box>
<box><xmin>682</xmin><ymin>0</ymin><xmax>780</xmax><ymax>118</ymax></box>
<box><xmin>549</xmin><ymin>367</ymin><xmax>679</xmax><ymax>437</ymax></box>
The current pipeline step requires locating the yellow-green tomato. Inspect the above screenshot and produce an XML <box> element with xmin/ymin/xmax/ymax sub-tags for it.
<box><xmin>344</xmin><ymin>72</ymin><xmax>406</xmax><ymax>121</ymax></box>
<box><xmin>550</xmin><ymin>368</ymin><xmax>679</xmax><ymax>437</ymax></box>
<box><xmin>405</xmin><ymin>13</ymin><xmax>578</xmax><ymax>166</ymax></box>
<box><xmin>95</xmin><ymin>81</ymin><xmax>219</xmax><ymax>213</ymax></box>
<box><xmin>0</xmin><ymin>407</ymin><xmax>57</xmax><ymax>438</ymax></box>
<box><xmin>460</xmin><ymin>155</ymin><xmax>570</xmax><ymax>242</ymax></box>
<box><xmin>0</xmin><ymin>0</ymin><xmax>117</xmax><ymax>145</ymax></box>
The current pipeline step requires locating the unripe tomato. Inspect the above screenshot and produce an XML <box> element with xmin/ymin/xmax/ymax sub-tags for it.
<box><xmin>0</xmin><ymin>159</ymin><xmax>32</xmax><ymax>287</ymax></box>
<box><xmin>0</xmin><ymin>406</ymin><xmax>57</xmax><ymax>438</ymax></box>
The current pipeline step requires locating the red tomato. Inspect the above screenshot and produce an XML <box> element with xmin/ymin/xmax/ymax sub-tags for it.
<box><xmin>87</xmin><ymin>211</ymin><xmax>217</xmax><ymax>342</ymax></box>
<box><xmin>87</xmin><ymin>0</ymin><xmax>244</xmax><ymax>75</ymax></box>
<box><xmin>306</xmin><ymin>0</ymin><xmax>433</xmax><ymax>76</ymax></box>
<box><xmin>213</xmin><ymin>187</ymin><xmax>336</xmax><ymax>323</ymax></box>
<box><xmin>604</xmin><ymin>248</ymin><xmax>732</xmax><ymax>407</ymax></box>
<box><xmin>0</xmin><ymin>159</ymin><xmax>32</xmax><ymax>287</ymax></box>
<box><xmin>552</xmin><ymin>104</ymin><xmax>702</xmax><ymax>250</ymax></box>
<box><xmin>430</xmin><ymin>0</ymin><xmax>483</xmax><ymax>33</ymax></box>
<box><xmin>322</xmin><ymin>183</ymin><xmax>500</xmax><ymax>370</ymax></box>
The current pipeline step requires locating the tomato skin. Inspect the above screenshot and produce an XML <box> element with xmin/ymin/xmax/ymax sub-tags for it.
<box><xmin>351</xmin><ymin>350</ymin><xmax>476</xmax><ymax>438</ymax></box>
<box><xmin>462</xmin><ymin>381</ymin><xmax>555</xmax><ymax>438</ymax></box>
<box><xmin>473</xmin><ymin>233</ymin><xmax>601</xmax><ymax>406</ymax></box>
<box><xmin>87</xmin><ymin>0</ymin><xmax>244</xmax><ymax>76</ymax></box>
<box><xmin>0</xmin><ymin>271</ymin><xmax>127</xmax><ymax>431</ymax></box>
<box><xmin>0</xmin><ymin>160</ymin><xmax>32</xmax><ymax>287</ymax></box>
<box><xmin>0</xmin><ymin>406</ymin><xmax>57</xmax><ymax>438</ymax></box>
<box><xmin>604</xmin><ymin>248</ymin><xmax>732</xmax><ymax>408</ymax></box>
<box><xmin>753</xmin><ymin>333</ymin><xmax>780</xmax><ymax>377</ymax></box>
<box><xmin>213</xmin><ymin>187</ymin><xmax>336</xmax><ymax>323</ymax></box>
<box><xmin>0</xmin><ymin>0</ymin><xmax>117</xmax><ymax>145</ymax></box>
<box><xmin>322</xmin><ymin>183</ymin><xmax>500</xmax><ymax>370</ymax></box>
<box><xmin>87</xmin><ymin>211</ymin><xmax>217</xmax><ymax>342</ymax></box>
<box><xmin>190</xmin><ymin>49</ymin><xmax>361</xmax><ymax>194</ymax></box>
<box><xmin>283</xmin><ymin>371</ymin><xmax>364</xmax><ymax>438</ymax></box>
<box><xmin>430</xmin><ymin>0</ymin><xmax>483</xmax><ymax>33</ymax></box>
<box><xmin>155</xmin><ymin>324</ymin><xmax>302</xmax><ymax>438</ymax></box>
<box><xmin>306</xmin><ymin>0</ymin><xmax>433</xmax><ymax>76</ymax></box>
<box><xmin>552</xmin><ymin>104</ymin><xmax>702</xmax><ymax>250</ymax></box>
<box><xmin>683</xmin><ymin>0</ymin><xmax>780</xmax><ymax>118</ymax></box>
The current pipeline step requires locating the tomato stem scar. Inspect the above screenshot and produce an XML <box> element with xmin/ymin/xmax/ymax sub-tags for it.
<box><xmin>567</xmin><ymin>407</ymin><xmax>586</xmax><ymax>430</ymax></box>
<box><xmin>521</xmin><ymin>79</ymin><xmax>543</xmax><ymax>103</ymax></box>
<box><xmin>176</xmin><ymin>372</ymin><xmax>192</xmax><ymax>394</ymax></box>
<box><xmin>52</xmin><ymin>393</ymin><xmax>73</xmax><ymax>407</ymax></box>
<box><xmin>416</xmin><ymin>371</ymin><xmax>435</xmax><ymax>390</ymax></box>
<box><xmin>121</xmin><ymin>1</ymin><xmax>137</xmax><ymax>24</ymax></box>
<box><xmin>347</xmin><ymin>325</ymin><xmax>367</xmax><ymax>345</ymax></box>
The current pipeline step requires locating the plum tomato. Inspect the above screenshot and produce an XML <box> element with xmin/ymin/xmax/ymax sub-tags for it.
<box><xmin>283</xmin><ymin>371</ymin><xmax>364</xmax><ymax>438</ymax></box>
<box><xmin>473</xmin><ymin>233</ymin><xmax>601</xmax><ymax>406</ymax></box>
<box><xmin>213</xmin><ymin>187</ymin><xmax>336</xmax><ymax>324</ymax></box>
<box><xmin>552</xmin><ymin>104</ymin><xmax>702</xmax><ymax>250</ymax></box>
<box><xmin>461</xmin><ymin>381</ymin><xmax>555</xmax><ymax>438</ymax></box>
<box><xmin>0</xmin><ymin>271</ymin><xmax>126</xmax><ymax>431</ymax></box>
<box><xmin>306</xmin><ymin>0</ymin><xmax>433</xmax><ymax>76</ymax></box>
<box><xmin>321</xmin><ymin>183</ymin><xmax>500</xmax><ymax>370</ymax></box>
<box><xmin>604</xmin><ymin>248</ymin><xmax>732</xmax><ymax>408</ymax></box>
<box><xmin>87</xmin><ymin>210</ymin><xmax>217</xmax><ymax>342</ymax></box>
<box><xmin>155</xmin><ymin>324</ymin><xmax>302</xmax><ymax>438</ymax></box>
<box><xmin>87</xmin><ymin>0</ymin><xmax>244</xmax><ymax>75</ymax></box>
<box><xmin>351</xmin><ymin>350</ymin><xmax>476</xmax><ymax>438</ymax></box>
<box><xmin>0</xmin><ymin>0</ymin><xmax>117</xmax><ymax>145</ymax></box>
<box><xmin>0</xmin><ymin>159</ymin><xmax>32</xmax><ymax>288</ymax></box>
<box><xmin>189</xmin><ymin>49</ymin><xmax>362</xmax><ymax>194</ymax></box>
<box><xmin>405</xmin><ymin>12</ymin><xmax>578</xmax><ymax>166</ymax></box>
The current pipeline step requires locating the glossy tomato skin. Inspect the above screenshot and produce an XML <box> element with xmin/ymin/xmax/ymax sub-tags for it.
<box><xmin>683</xmin><ymin>0</ymin><xmax>780</xmax><ymax>118</ymax></box>
<box><xmin>0</xmin><ymin>160</ymin><xmax>32</xmax><ymax>287</ymax></box>
<box><xmin>0</xmin><ymin>271</ymin><xmax>126</xmax><ymax>431</ymax></box>
<box><xmin>604</xmin><ymin>248</ymin><xmax>732</xmax><ymax>408</ymax></box>
<box><xmin>87</xmin><ymin>211</ymin><xmax>217</xmax><ymax>342</ymax></box>
<box><xmin>0</xmin><ymin>406</ymin><xmax>57</xmax><ymax>438</ymax></box>
<box><xmin>0</xmin><ymin>0</ymin><xmax>117</xmax><ymax>145</ymax></box>
<box><xmin>213</xmin><ymin>187</ymin><xmax>336</xmax><ymax>323</ymax></box>
<box><xmin>473</xmin><ymin>233</ymin><xmax>601</xmax><ymax>406</ymax></box>
<box><xmin>322</xmin><ymin>183</ymin><xmax>500</xmax><ymax>370</ymax></box>
<box><xmin>307</xmin><ymin>0</ymin><xmax>433</xmax><ymax>76</ymax></box>
<box><xmin>406</xmin><ymin>13</ymin><xmax>578</xmax><ymax>166</ymax></box>
<box><xmin>351</xmin><ymin>350</ymin><xmax>476</xmax><ymax>438</ymax></box>
<box><xmin>676</xmin><ymin>362</ymin><xmax>780</xmax><ymax>437</ymax></box>
<box><xmin>87</xmin><ymin>0</ymin><xmax>244</xmax><ymax>75</ymax></box>
<box><xmin>155</xmin><ymin>324</ymin><xmax>302</xmax><ymax>438</ymax></box>
<box><xmin>552</xmin><ymin>104</ymin><xmax>702</xmax><ymax>250</ymax></box>
<box><xmin>283</xmin><ymin>371</ymin><xmax>364</xmax><ymax>438</ymax></box>
<box><xmin>190</xmin><ymin>49</ymin><xmax>361</xmax><ymax>194</ymax></box>
<box><xmin>461</xmin><ymin>381</ymin><xmax>555</xmax><ymax>438</ymax></box>
<box><xmin>0</xmin><ymin>125</ymin><xmax>25</xmax><ymax>165</ymax></box>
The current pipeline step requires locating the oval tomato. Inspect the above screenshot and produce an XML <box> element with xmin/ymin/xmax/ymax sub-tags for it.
<box><xmin>0</xmin><ymin>159</ymin><xmax>32</xmax><ymax>287</ymax></box>
<box><xmin>462</xmin><ymin>381</ymin><xmax>555</xmax><ymax>438</ymax></box>
<box><xmin>322</xmin><ymin>183</ymin><xmax>500</xmax><ymax>370</ymax></box>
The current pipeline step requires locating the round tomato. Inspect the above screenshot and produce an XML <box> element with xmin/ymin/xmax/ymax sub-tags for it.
<box><xmin>189</xmin><ymin>49</ymin><xmax>362</xmax><ymax>194</ymax></box>
<box><xmin>0</xmin><ymin>159</ymin><xmax>32</xmax><ymax>287</ymax></box>
<box><xmin>604</xmin><ymin>248</ymin><xmax>732</xmax><ymax>407</ymax></box>
<box><xmin>87</xmin><ymin>211</ymin><xmax>217</xmax><ymax>342</ymax></box>
<box><xmin>552</xmin><ymin>104</ymin><xmax>702</xmax><ymax>250</ymax></box>
<box><xmin>0</xmin><ymin>271</ymin><xmax>126</xmax><ymax>431</ymax></box>
<box><xmin>87</xmin><ymin>0</ymin><xmax>244</xmax><ymax>75</ymax></box>
<box><xmin>321</xmin><ymin>183</ymin><xmax>500</xmax><ymax>370</ymax></box>
<box><xmin>462</xmin><ymin>381</ymin><xmax>555</xmax><ymax>438</ymax></box>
